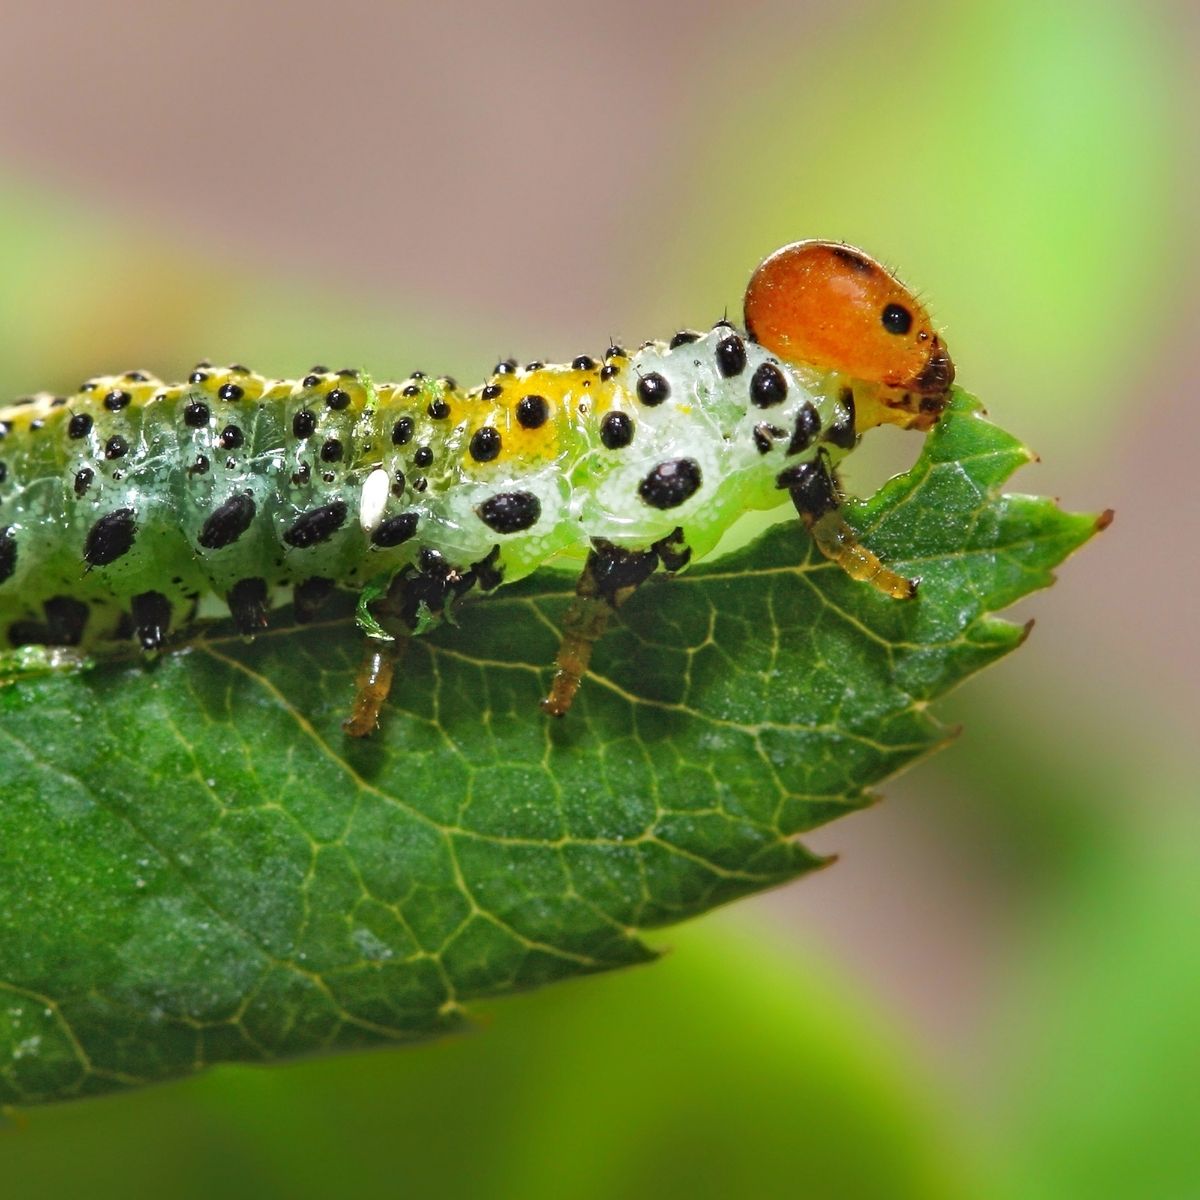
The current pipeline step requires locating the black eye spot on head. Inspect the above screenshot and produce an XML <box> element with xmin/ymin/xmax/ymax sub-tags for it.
<box><xmin>391</xmin><ymin>416</ymin><xmax>414</xmax><ymax>446</ymax></box>
<box><xmin>600</xmin><ymin>411</ymin><xmax>634</xmax><ymax>449</ymax></box>
<box><xmin>750</xmin><ymin>362</ymin><xmax>788</xmax><ymax>407</ymax></box>
<box><xmin>638</xmin><ymin>458</ymin><xmax>702</xmax><ymax>509</ymax></box>
<box><xmin>477</xmin><ymin>491</ymin><xmax>541</xmax><ymax>534</ymax></box>
<box><xmin>469</xmin><ymin>426</ymin><xmax>502</xmax><ymax>462</ymax></box>
<box><xmin>104</xmin><ymin>435</ymin><xmax>128</xmax><ymax>460</ymax></box>
<box><xmin>516</xmin><ymin>394</ymin><xmax>549</xmax><ymax>429</ymax></box>
<box><xmin>184</xmin><ymin>401</ymin><xmax>211</xmax><ymax>429</ymax></box>
<box><xmin>636</xmin><ymin>372</ymin><xmax>670</xmax><ymax>407</ymax></box>
<box><xmin>68</xmin><ymin>413</ymin><xmax>94</xmax><ymax>439</ymax></box>
<box><xmin>293</xmin><ymin>409</ymin><xmax>317</xmax><ymax>438</ymax></box>
<box><xmin>413</xmin><ymin>446</ymin><xmax>434</xmax><ymax>468</ymax></box>
<box><xmin>104</xmin><ymin>389</ymin><xmax>132</xmax><ymax>412</ymax></box>
<box><xmin>881</xmin><ymin>303</ymin><xmax>913</xmax><ymax>335</ymax></box>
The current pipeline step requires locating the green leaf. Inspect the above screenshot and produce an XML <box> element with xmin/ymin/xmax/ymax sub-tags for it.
<box><xmin>0</xmin><ymin>390</ymin><xmax>1104</xmax><ymax>1104</ymax></box>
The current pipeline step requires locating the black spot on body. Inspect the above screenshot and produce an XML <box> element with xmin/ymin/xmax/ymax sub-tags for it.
<box><xmin>638</xmin><ymin>458</ymin><xmax>702</xmax><ymax>509</ymax></box>
<box><xmin>636</xmin><ymin>372</ymin><xmax>670</xmax><ymax>407</ymax></box>
<box><xmin>292</xmin><ymin>409</ymin><xmax>316</xmax><ymax>438</ymax></box>
<box><xmin>43</xmin><ymin>595</ymin><xmax>89</xmax><ymax>645</ymax></box>
<box><xmin>198</xmin><ymin>492</ymin><xmax>257</xmax><ymax>550</ymax></box>
<box><xmin>825</xmin><ymin>390</ymin><xmax>857</xmax><ymax>449</ymax></box>
<box><xmin>130</xmin><ymin>590</ymin><xmax>172</xmax><ymax>650</ymax></box>
<box><xmin>482</xmin><ymin>384</ymin><xmax>503</xmax><ymax>401</ymax></box>
<box><xmin>220</xmin><ymin>424</ymin><xmax>245</xmax><ymax>450</ymax></box>
<box><xmin>184</xmin><ymin>401</ymin><xmax>211</xmax><ymax>428</ymax></box>
<box><xmin>0</xmin><ymin>461</ymin><xmax>6</xmax><ymax>484</ymax></box>
<box><xmin>753</xmin><ymin>423</ymin><xmax>786</xmax><ymax>455</ymax></box>
<box><xmin>516</xmin><ymin>394</ymin><xmax>548</xmax><ymax>429</ymax></box>
<box><xmin>284</xmin><ymin>500</ymin><xmax>348</xmax><ymax>548</ymax></box>
<box><xmin>326</xmin><ymin>388</ymin><xmax>351</xmax><ymax>410</ymax></box>
<box><xmin>750</xmin><ymin>362</ymin><xmax>788</xmax><ymax>407</ymax></box>
<box><xmin>413</xmin><ymin>446</ymin><xmax>433</xmax><ymax>468</ymax></box>
<box><xmin>103</xmin><ymin>389</ymin><xmax>131</xmax><ymax>412</ymax></box>
<box><xmin>371</xmin><ymin>512</ymin><xmax>420</xmax><ymax>547</ymax></box>
<box><xmin>670</xmin><ymin>330</ymin><xmax>700</xmax><ymax>348</ymax></box>
<box><xmin>427</xmin><ymin>397</ymin><xmax>451</xmax><ymax>420</ymax></box>
<box><xmin>104</xmin><ymin>436</ymin><xmax>128</xmax><ymax>460</ymax></box>
<box><xmin>74</xmin><ymin>468</ymin><xmax>94</xmax><ymax>497</ymax></box>
<box><xmin>0</xmin><ymin>527</ymin><xmax>15</xmax><ymax>584</ymax></box>
<box><xmin>788</xmin><ymin>402</ymin><xmax>821</xmax><ymax>455</ymax></box>
<box><xmin>218</xmin><ymin>383</ymin><xmax>244</xmax><ymax>402</ymax></box>
<box><xmin>302</xmin><ymin>374</ymin><xmax>322</xmax><ymax>389</ymax></box>
<box><xmin>600</xmin><ymin>411</ymin><xmax>634</xmax><ymax>449</ymax></box>
<box><xmin>715</xmin><ymin>335</ymin><xmax>746</xmax><ymax>377</ymax></box>
<box><xmin>494</xmin><ymin>358</ymin><xmax>518</xmax><ymax>375</ymax></box>
<box><xmin>600</xmin><ymin>363</ymin><xmax>619</xmax><ymax>381</ymax></box>
<box><xmin>320</xmin><ymin>438</ymin><xmax>344</xmax><ymax>463</ymax></box>
<box><xmin>572</xmin><ymin>355</ymin><xmax>597</xmax><ymax>370</ymax></box>
<box><xmin>293</xmin><ymin>576</ymin><xmax>335</xmax><ymax>623</ymax></box>
<box><xmin>477</xmin><ymin>491</ymin><xmax>541</xmax><ymax>534</ymax></box>
<box><xmin>469</xmin><ymin>426</ymin><xmax>502</xmax><ymax>462</ymax></box>
<box><xmin>190</xmin><ymin>455</ymin><xmax>210</xmax><ymax>477</ymax></box>
<box><xmin>391</xmin><ymin>417</ymin><xmax>414</xmax><ymax>445</ymax></box>
<box><xmin>189</xmin><ymin>370</ymin><xmax>209</xmax><ymax>384</ymax></box>
<box><xmin>68</xmin><ymin>413</ymin><xmax>94</xmax><ymax>439</ymax></box>
<box><xmin>84</xmin><ymin>508</ymin><xmax>138</xmax><ymax>566</ymax></box>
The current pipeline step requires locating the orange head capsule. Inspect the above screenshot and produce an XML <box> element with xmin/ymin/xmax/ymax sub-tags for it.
<box><xmin>743</xmin><ymin>241</ymin><xmax>953</xmax><ymax>398</ymax></box>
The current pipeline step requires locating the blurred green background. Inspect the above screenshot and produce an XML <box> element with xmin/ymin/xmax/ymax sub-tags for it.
<box><xmin>1</xmin><ymin>1</ymin><xmax>1195</xmax><ymax>1196</ymax></box>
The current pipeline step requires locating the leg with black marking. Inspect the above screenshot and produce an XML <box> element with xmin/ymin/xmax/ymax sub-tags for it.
<box><xmin>342</xmin><ymin>551</ymin><xmax>483</xmax><ymax>736</ymax></box>
<box><xmin>781</xmin><ymin>453</ymin><xmax>916</xmax><ymax>600</ymax></box>
<box><xmin>542</xmin><ymin>539</ymin><xmax>666</xmax><ymax>717</ymax></box>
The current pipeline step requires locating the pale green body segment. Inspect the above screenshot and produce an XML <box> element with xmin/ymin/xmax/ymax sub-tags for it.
<box><xmin>0</xmin><ymin>328</ymin><xmax>851</xmax><ymax>652</ymax></box>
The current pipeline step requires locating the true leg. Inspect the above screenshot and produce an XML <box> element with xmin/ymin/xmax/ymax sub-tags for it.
<box><xmin>541</xmin><ymin>540</ymin><xmax>665</xmax><ymax>717</ymax></box>
<box><xmin>785</xmin><ymin>453</ymin><xmax>916</xmax><ymax>600</ymax></box>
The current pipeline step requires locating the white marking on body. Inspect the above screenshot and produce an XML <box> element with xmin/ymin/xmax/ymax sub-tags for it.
<box><xmin>359</xmin><ymin>468</ymin><xmax>390</xmax><ymax>533</ymax></box>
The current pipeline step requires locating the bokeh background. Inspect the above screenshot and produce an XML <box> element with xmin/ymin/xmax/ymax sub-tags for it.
<box><xmin>1</xmin><ymin>1</ymin><xmax>1196</xmax><ymax>1196</ymax></box>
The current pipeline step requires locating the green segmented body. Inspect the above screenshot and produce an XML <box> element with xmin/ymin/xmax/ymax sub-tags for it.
<box><xmin>0</xmin><ymin>327</ymin><xmax>858</xmax><ymax>653</ymax></box>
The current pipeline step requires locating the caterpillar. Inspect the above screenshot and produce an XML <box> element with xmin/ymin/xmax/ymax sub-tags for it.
<box><xmin>0</xmin><ymin>240</ymin><xmax>953</xmax><ymax>734</ymax></box>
